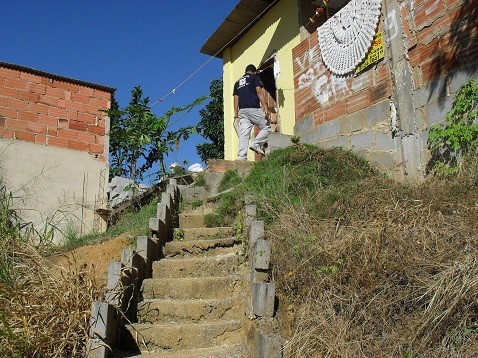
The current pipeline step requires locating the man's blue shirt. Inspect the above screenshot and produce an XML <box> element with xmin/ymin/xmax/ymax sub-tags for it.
<box><xmin>233</xmin><ymin>73</ymin><xmax>263</xmax><ymax>109</ymax></box>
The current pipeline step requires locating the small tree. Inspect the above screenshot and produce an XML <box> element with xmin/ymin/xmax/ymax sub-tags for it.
<box><xmin>107</xmin><ymin>86</ymin><xmax>157</xmax><ymax>183</ymax></box>
<box><xmin>107</xmin><ymin>86</ymin><xmax>206</xmax><ymax>182</ymax></box>
<box><xmin>108</xmin><ymin>96</ymin><xmax>126</xmax><ymax>180</ymax></box>
<box><xmin>140</xmin><ymin>95</ymin><xmax>206</xmax><ymax>178</ymax></box>
<box><xmin>196</xmin><ymin>78</ymin><xmax>224</xmax><ymax>162</ymax></box>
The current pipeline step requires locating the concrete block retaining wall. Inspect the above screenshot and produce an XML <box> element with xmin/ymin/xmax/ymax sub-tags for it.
<box><xmin>87</xmin><ymin>179</ymin><xmax>180</xmax><ymax>358</ymax></box>
<box><xmin>247</xmin><ymin>212</ymin><xmax>283</xmax><ymax>357</ymax></box>
<box><xmin>295</xmin><ymin>100</ymin><xmax>402</xmax><ymax>175</ymax></box>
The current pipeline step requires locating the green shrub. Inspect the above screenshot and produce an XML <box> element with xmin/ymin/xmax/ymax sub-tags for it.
<box><xmin>217</xmin><ymin>169</ymin><xmax>242</xmax><ymax>193</ymax></box>
<box><xmin>428</xmin><ymin>79</ymin><xmax>478</xmax><ymax>175</ymax></box>
<box><xmin>244</xmin><ymin>144</ymin><xmax>378</xmax><ymax>222</ymax></box>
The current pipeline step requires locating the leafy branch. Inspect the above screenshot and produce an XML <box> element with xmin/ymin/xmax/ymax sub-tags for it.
<box><xmin>428</xmin><ymin>79</ymin><xmax>478</xmax><ymax>175</ymax></box>
<box><xmin>107</xmin><ymin>86</ymin><xmax>206</xmax><ymax>183</ymax></box>
<box><xmin>196</xmin><ymin>78</ymin><xmax>224</xmax><ymax>162</ymax></box>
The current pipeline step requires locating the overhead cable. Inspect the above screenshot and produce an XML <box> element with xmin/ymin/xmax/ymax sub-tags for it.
<box><xmin>151</xmin><ymin>1</ymin><xmax>277</xmax><ymax>107</ymax></box>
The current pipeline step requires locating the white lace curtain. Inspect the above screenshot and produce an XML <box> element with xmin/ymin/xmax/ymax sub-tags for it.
<box><xmin>318</xmin><ymin>0</ymin><xmax>382</xmax><ymax>75</ymax></box>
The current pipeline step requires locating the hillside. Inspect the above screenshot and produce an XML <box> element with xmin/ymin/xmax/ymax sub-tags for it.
<box><xmin>1</xmin><ymin>145</ymin><xmax>477</xmax><ymax>357</ymax></box>
<box><xmin>244</xmin><ymin>145</ymin><xmax>478</xmax><ymax>357</ymax></box>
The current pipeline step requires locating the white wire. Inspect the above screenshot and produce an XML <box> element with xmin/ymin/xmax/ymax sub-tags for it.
<box><xmin>151</xmin><ymin>1</ymin><xmax>278</xmax><ymax>107</ymax></box>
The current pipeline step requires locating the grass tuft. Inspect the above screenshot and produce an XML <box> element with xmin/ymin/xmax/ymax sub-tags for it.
<box><xmin>0</xmin><ymin>245</ymin><xmax>103</xmax><ymax>357</ymax></box>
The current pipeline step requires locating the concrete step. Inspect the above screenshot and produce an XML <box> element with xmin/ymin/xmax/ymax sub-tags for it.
<box><xmin>118</xmin><ymin>344</ymin><xmax>250</xmax><ymax>357</ymax></box>
<box><xmin>152</xmin><ymin>253</ymin><xmax>245</xmax><ymax>278</ymax></box>
<box><xmin>137</xmin><ymin>296</ymin><xmax>246</xmax><ymax>324</ymax></box>
<box><xmin>176</xmin><ymin>185</ymin><xmax>208</xmax><ymax>202</ymax></box>
<box><xmin>163</xmin><ymin>238</ymin><xmax>242</xmax><ymax>258</ymax></box>
<box><xmin>179</xmin><ymin>227</ymin><xmax>235</xmax><ymax>241</ymax></box>
<box><xmin>178</xmin><ymin>213</ymin><xmax>206</xmax><ymax>229</ymax></box>
<box><xmin>142</xmin><ymin>275</ymin><xmax>247</xmax><ymax>300</ymax></box>
<box><xmin>181</xmin><ymin>201</ymin><xmax>218</xmax><ymax>214</ymax></box>
<box><xmin>125</xmin><ymin>320</ymin><xmax>244</xmax><ymax>351</ymax></box>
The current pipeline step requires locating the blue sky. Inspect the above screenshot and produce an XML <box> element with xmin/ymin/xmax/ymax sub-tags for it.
<box><xmin>1</xmin><ymin>1</ymin><xmax>237</xmax><ymax>181</ymax></box>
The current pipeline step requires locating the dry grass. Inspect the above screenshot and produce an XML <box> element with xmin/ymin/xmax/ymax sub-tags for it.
<box><xmin>270</xmin><ymin>157</ymin><xmax>478</xmax><ymax>357</ymax></box>
<box><xmin>0</xmin><ymin>239</ymin><xmax>104</xmax><ymax>357</ymax></box>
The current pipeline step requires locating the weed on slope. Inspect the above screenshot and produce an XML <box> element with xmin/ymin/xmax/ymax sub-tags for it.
<box><xmin>259</xmin><ymin>149</ymin><xmax>478</xmax><ymax>357</ymax></box>
<box><xmin>210</xmin><ymin>144</ymin><xmax>478</xmax><ymax>356</ymax></box>
<box><xmin>245</xmin><ymin>144</ymin><xmax>379</xmax><ymax>222</ymax></box>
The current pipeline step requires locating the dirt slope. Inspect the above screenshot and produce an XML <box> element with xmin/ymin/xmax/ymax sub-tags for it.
<box><xmin>51</xmin><ymin>235</ymin><xmax>132</xmax><ymax>284</ymax></box>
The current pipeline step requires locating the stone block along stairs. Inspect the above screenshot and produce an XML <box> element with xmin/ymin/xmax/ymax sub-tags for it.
<box><xmin>117</xmin><ymin>205</ymin><xmax>251</xmax><ymax>357</ymax></box>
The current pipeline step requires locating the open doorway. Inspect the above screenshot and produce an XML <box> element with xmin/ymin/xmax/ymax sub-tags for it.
<box><xmin>258</xmin><ymin>56</ymin><xmax>280</xmax><ymax>133</ymax></box>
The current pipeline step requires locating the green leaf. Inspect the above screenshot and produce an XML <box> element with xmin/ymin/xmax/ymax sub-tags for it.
<box><xmin>427</xmin><ymin>79</ymin><xmax>478</xmax><ymax>176</ymax></box>
<box><xmin>108</xmin><ymin>86</ymin><xmax>207</xmax><ymax>182</ymax></box>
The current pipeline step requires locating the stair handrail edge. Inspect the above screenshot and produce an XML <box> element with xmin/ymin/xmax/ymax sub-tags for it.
<box><xmin>86</xmin><ymin>178</ymin><xmax>180</xmax><ymax>358</ymax></box>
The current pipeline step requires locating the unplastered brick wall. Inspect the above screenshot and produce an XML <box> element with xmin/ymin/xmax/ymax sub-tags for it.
<box><xmin>406</xmin><ymin>0</ymin><xmax>477</xmax><ymax>88</ymax></box>
<box><xmin>403</xmin><ymin>0</ymin><xmax>477</xmax><ymax>130</ymax></box>
<box><xmin>292</xmin><ymin>17</ymin><xmax>397</xmax><ymax>175</ymax></box>
<box><xmin>0</xmin><ymin>63</ymin><xmax>113</xmax><ymax>161</ymax></box>
<box><xmin>293</xmin><ymin>24</ymin><xmax>392</xmax><ymax>126</ymax></box>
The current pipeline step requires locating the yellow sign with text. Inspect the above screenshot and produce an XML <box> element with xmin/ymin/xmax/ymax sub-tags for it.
<box><xmin>355</xmin><ymin>32</ymin><xmax>384</xmax><ymax>74</ymax></box>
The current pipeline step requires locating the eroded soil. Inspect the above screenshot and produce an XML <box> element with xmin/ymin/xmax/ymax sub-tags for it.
<box><xmin>51</xmin><ymin>235</ymin><xmax>133</xmax><ymax>285</ymax></box>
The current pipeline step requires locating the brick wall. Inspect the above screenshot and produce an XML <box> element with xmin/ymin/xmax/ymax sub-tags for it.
<box><xmin>293</xmin><ymin>26</ymin><xmax>392</xmax><ymax>125</ymax></box>
<box><xmin>407</xmin><ymin>0</ymin><xmax>477</xmax><ymax>88</ymax></box>
<box><xmin>0</xmin><ymin>64</ymin><xmax>113</xmax><ymax>161</ymax></box>
<box><xmin>291</xmin><ymin>0</ymin><xmax>477</xmax><ymax>180</ymax></box>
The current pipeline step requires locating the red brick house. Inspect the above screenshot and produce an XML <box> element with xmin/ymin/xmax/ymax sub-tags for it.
<box><xmin>0</xmin><ymin>62</ymin><xmax>115</xmax><ymax>241</ymax></box>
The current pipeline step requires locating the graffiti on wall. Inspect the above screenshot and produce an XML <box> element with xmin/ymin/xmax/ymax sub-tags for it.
<box><xmin>313</xmin><ymin>74</ymin><xmax>349</xmax><ymax>105</ymax></box>
<box><xmin>295</xmin><ymin>44</ymin><xmax>372</xmax><ymax>106</ymax></box>
<box><xmin>296</xmin><ymin>45</ymin><xmax>321</xmax><ymax>90</ymax></box>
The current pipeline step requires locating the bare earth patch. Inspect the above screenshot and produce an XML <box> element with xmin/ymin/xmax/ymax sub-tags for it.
<box><xmin>51</xmin><ymin>235</ymin><xmax>133</xmax><ymax>285</ymax></box>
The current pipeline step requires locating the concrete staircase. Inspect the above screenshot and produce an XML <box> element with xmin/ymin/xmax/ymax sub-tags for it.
<box><xmin>119</xmin><ymin>206</ymin><xmax>251</xmax><ymax>357</ymax></box>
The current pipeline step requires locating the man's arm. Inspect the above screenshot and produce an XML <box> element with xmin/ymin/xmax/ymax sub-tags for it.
<box><xmin>256</xmin><ymin>86</ymin><xmax>270</xmax><ymax>119</ymax></box>
<box><xmin>234</xmin><ymin>95</ymin><xmax>239</xmax><ymax>119</ymax></box>
<box><xmin>233</xmin><ymin>95</ymin><xmax>240</xmax><ymax>136</ymax></box>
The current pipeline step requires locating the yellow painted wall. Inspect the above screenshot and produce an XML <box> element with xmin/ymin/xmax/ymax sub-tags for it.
<box><xmin>223</xmin><ymin>0</ymin><xmax>301</xmax><ymax>160</ymax></box>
